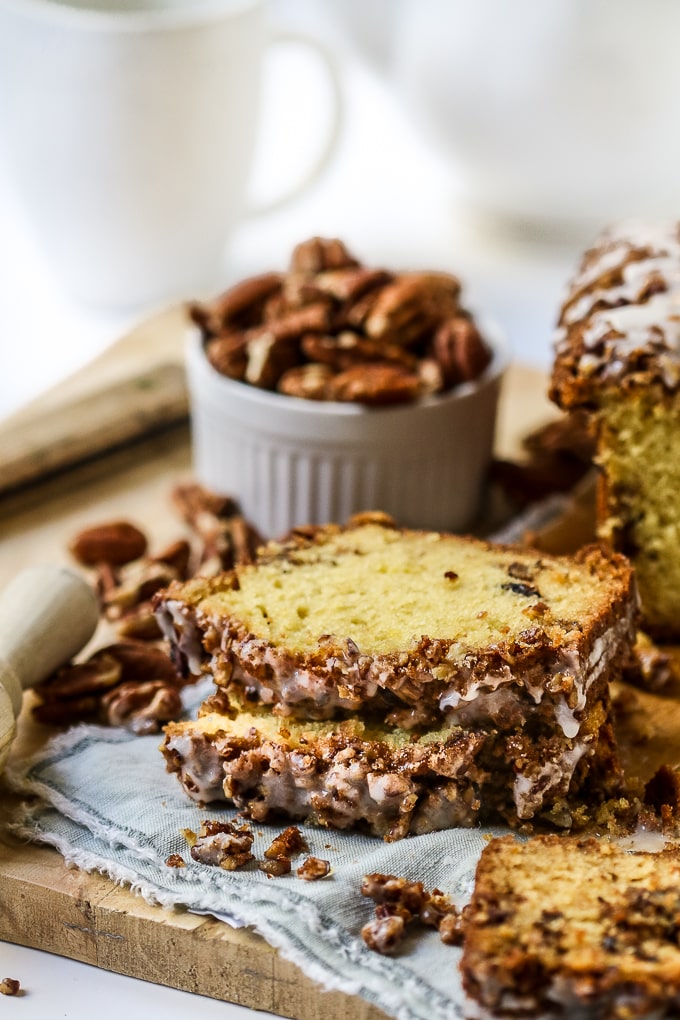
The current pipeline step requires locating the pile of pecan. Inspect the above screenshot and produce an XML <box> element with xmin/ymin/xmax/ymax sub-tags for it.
<box><xmin>360</xmin><ymin>872</ymin><xmax>466</xmax><ymax>954</ymax></box>
<box><xmin>32</xmin><ymin>484</ymin><xmax>262</xmax><ymax>733</ymax></box>
<box><xmin>191</xmin><ymin>237</ymin><xmax>492</xmax><ymax>406</ymax></box>
<box><xmin>179</xmin><ymin>821</ymin><xmax>331</xmax><ymax>879</ymax></box>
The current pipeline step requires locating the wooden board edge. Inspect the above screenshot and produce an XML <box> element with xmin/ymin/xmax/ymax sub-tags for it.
<box><xmin>0</xmin><ymin>833</ymin><xmax>387</xmax><ymax>1020</ymax></box>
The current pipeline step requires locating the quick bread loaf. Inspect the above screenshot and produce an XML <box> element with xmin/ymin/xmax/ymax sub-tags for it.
<box><xmin>551</xmin><ymin>220</ymin><xmax>680</xmax><ymax>638</ymax></box>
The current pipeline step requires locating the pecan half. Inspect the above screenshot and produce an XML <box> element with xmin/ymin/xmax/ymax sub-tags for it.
<box><xmin>265</xmin><ymin>825</ymin><xmax>308</xmax><ymax>860</ymax></box>
<box><xmin>432</xmin><ymin>316</ymin><xmax>491</xmax><ymax>385</ymax></box>
<box><xmin>194</xmin><ymin>272</ymin><xmax>283</xmax><ymax>333</ymax></box>
<box><xmin>259</xmin><ymin>857</ymin><xmax>292</xmax><ymax>877</ymax></box>
<box><xmin>171</xmin><ymin>483</ymin><xmax>240</xmax><ymax>528</ymax></box>
<box><xmin>34</xmin><ymin>652</ymin><xmax>122</xmax><ymax>702</ymax></box>
<box><xmin>363</xmin><ymin>272</ymin><xmax>460</xmax><ymax>346</ymax></box>
<box><xmin>69</xmin><ymin>521</ymin><xmax>147</xmax><ymax>567</ymax></box>
<box><xmin>314</xmin><ymin>266</ymin><xmax>392</xmax><ymax>303</ymax></box>
<box><xmin>328</xmin><ymin>363</ymin><xmax>422</xmax><ymax>405</ymax></box>
<box><xmin>205</xmin><ymin>332</ymin><xmax>248</xmax><ymax>381</ymax></box>
<box><xmin>100</xmin><ymin>679</ymin><xmax>182</xmax><ymax>734</ymax></box>
<box><xmin>289</xmin><ymin>237</ymin><xmax>359</xmax><ymax>274</ymax></box>
<box><xmin>301</xmin><ymin>332</ymin><xmax>417</xmax><ymax>371</ymax></box>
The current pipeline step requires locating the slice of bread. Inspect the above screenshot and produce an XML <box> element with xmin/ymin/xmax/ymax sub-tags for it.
<box><xmin>462</xmin><ymin>833</ymin><xmax>680</xmax><ymax>1017</ymax></box>
<box><xmin>155</xmin><ymin>515</ymin><xmax>637</xmax><ymax>736</ymax></box>
<box><xmin>162</xmin><ymin>691</ymin><xmax>626</xmax><ymax>839</ymax></box>
<box><xmin>551</xmin><ymin>220</ymin><xmax>680</xmax><ymax>638</ymax></box>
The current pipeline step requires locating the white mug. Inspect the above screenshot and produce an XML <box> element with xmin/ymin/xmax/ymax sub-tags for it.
<box><xmin>391</xmin><ymin>0</ymin><xmax>680</xmax><ymax>239</ymax></box>
<box><xmin>0</xmin><ymin>0</ymin><xmax>343</xmax><ymax>308</ymax></box>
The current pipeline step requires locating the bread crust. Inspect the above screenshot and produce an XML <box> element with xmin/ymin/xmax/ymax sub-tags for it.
<box><xmin>462</xmin><ymin>834</ymin><xmax>680</xmax><ymax>1017</ymax></box>
<box><xmin>162</xmin><ymin>700</ymin><xmax>625</xmax><ymax>838</ymax></box>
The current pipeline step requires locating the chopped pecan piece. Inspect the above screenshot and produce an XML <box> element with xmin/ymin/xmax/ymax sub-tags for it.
<box><xmin>361</xmin><ymin>915</ymin><xmax>405</xmax><ymax>954</ymax></box>
<box><xmin>244</xmin><ymin>333</ymin><xmax>301</xmax><ymax>389</ymax></box>
<box><xmin>165</xmin><ymin>854</ymin><xmax>186</xmax><ymax>868</ymax></box>
<box><xmin>361</xmin><ymin>873</ymin><xmax>425</xmax><ymax>918</ymax></box>
<box><xmin>259</xmin><ymin>857</ymin><xmax>292</xmax><ymax>877</ymax></box>
<box><xmin>265</xmin><ymin>825</ymin><xmax>308</xmax><ymax>860</ymax></box>
<box><xmin>188</xmin><ymin>820</ymin><xmax>254</xmax><ymax>870</ymax></box>
<box><xmin>296</xmin><ymin>856</ymin><xmax>331</xmax><ymax>881</ymax></box>
<box><xmin>438</xmin><ymin>909</ymin><xmax>466</xmax><ymax>946</ymax></box>
<box><xmin>277</xmin><ymin>363</ymin><xmax>334</xmax><ymax>400</ymax></box>
<box><xmin>0</xmin><ymin>978</ymin><xmax>21</xmax><ymax>996</ymax></box>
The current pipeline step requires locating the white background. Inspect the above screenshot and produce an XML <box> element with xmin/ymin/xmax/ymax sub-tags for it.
<box><xmin>0</xmin><ymin>0</ymin><xmax>584</xmax><ymax>424</ymax></box>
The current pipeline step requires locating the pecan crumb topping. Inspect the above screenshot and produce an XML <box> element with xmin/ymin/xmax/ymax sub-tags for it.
<box><xmin>360</xmin><ymin>872</ymin><xmax>464</xmax><ymax>953</ymax></box>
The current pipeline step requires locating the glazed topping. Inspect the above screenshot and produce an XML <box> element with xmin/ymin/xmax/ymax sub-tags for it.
<box><xmin>553</xmin><ymin>219</ymin><xmax>680</xmax><ymax>399</ymax></box>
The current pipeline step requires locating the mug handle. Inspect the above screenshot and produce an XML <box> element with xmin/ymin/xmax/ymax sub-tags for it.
<box><xmin>247</xmin><ymin>30</ymin><xmax>344</xmax><ymax>217</ymax></box>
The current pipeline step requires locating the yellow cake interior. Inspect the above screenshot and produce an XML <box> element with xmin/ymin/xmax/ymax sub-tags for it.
<box><xmin>597</xmin><ymin>388</ymin><xmax>680</xmax><ymax>635</ymax></box>
<box><xmin>191</xmin><ymin>524</ymin><xmax>622</xmax><ymax>655</ymax></box>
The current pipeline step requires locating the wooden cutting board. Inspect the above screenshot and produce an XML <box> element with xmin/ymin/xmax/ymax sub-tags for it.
<box><xmin>2</xmin><ymin>308</ymin><xmax>653</xmax><ymax>1020</ymax></box>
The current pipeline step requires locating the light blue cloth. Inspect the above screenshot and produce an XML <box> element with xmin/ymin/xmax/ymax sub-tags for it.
<box><xmin>6</xmin><ymin>681</ymin><xmax>509</xmax><ymax>1020</ymax></box>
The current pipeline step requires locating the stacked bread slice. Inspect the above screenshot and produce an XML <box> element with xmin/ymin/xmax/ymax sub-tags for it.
<box><xmin>156</xmin><ymin>514</ymin><xmax>637</xmax><ymax>839</ymax></box>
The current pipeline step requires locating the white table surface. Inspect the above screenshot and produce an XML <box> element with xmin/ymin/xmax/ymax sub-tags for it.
<box><xmin>0</xmin><ymin>12</ymin><xmax>586</xmax><ymax>1018</ymax></box>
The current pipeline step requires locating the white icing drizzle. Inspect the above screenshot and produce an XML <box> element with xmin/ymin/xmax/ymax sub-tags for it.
<box><xmin>556</xmin><ymin>219</ymin><xmax>680</xmax><ymax>389</ymax></box>
<box><xmin>615</xmin><ymin>823</ymin><xmax>675</xmax><ymax>854</ymax></box>
<box><xmin>553</xmin><ymin>697</ymin><xmax>580</xmax><ymax>739</ymax></box>
<box><xmin>513</xmin><ymin>739</ymin><xmax>589</xmax><ymax>819</ymax></box>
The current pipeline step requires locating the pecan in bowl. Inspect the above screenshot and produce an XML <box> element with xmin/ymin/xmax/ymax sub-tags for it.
<box><xmin>186</xmin><ymin>238</ymin><xmax>507</xmax><ymax>537</ymax></box>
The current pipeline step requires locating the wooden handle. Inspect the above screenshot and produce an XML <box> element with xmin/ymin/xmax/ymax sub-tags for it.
<box><xmin>0</xmin><ymin>363</ymin><xmax>188</xmax><ymax>496</ymax></box>
<box><xmin>0</xmin><ymin>567</ymin><xmax>99</xmax><ymax>772</ymax></box>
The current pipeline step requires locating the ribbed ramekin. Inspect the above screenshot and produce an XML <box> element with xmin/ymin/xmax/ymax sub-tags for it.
<box><xmin>186</xmin><ymin>323</ymin><xmax>507</xmax><ymax>539</ymax></box>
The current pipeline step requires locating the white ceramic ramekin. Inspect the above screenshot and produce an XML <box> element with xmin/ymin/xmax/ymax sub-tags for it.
<box><xmin>186</xmin><ymin>323</ymin><xmax>507</xmax><ymax>539</ymax></box>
